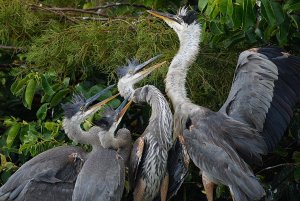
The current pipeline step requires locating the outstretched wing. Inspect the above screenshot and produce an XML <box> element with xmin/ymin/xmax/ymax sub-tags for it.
<box><xmin>220</xmin><ymin>47</ymin><xmax>300</xmax><ymax>152</ymax></box>
<box><xmin>73</xmin><ymin>149</ymin><xmax>125</xmax><ymax>201</ymax></box>
<box><xmin>128</xmin><ymin>137</ymin><xmax>145</xmax><ymax>190</ymax></box>
<box><xmin>183</xmin><ymin>128</ymin><xmax>265</xmax><ymax>201</ymax></box>
<box><xmin>0</xmin><ymin>146</ymin><xmax>86</xmax><ymax>201</ymax></box>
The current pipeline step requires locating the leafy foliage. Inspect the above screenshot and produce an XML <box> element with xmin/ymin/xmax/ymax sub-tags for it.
<box><xmin>0</xmin><ymin>0</ymin><xmax>299</xmax><ymax>200</ymax></box>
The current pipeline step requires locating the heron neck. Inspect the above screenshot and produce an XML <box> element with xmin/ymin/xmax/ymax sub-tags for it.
<box><xmin>165</xmin><ymin>25</ymin><xmax>200</xmax><ymax>107</ymax></box>
<box><xmin>146</xmin><ymin>86</ymin><xmax>173</xmax><ymax>148</ymax></box>
<box><xmin>63</xmin><ymin>118</ymin><xmax>99</xmax><ymax>146</ymax></box>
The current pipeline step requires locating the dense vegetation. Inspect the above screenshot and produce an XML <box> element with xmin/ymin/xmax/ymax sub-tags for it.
<box><xmin>0</xmin><ymin>0</ymin><xmax>299</xmax><ymax>200</ymax></box>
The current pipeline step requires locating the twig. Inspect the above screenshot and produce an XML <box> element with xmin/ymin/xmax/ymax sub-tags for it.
<box><xmin>0</xmin><ymin>64</ymin><xmax>22</xmax><ymax>68</ymax></box>
<box><xmin>74</xmin><ymin>17</ymin><xmax>109</xmax><ymax>21</ymax></box>
<box><xmin>42</xmin><ymin>7</ymin><xmax>109</xmax><ymax>18</ymax></box>
<box><xmin>84</xmin><ymin>3</ymin><xmax>151</xmax><ymax>11</ymax></box>
<box><xmin>30</xmin><ymin>4</ymin><xmax>80</xmax><ymax>23</ymax></box>
<box><xmin>0</xmin><ymin>45</ymin><xmax>26</xmax><ymax>52</ymax></box>
<box><xmin>256</xmin><ymin>163</ymin><xmax>296</xmax><ymax>174</ymax></box>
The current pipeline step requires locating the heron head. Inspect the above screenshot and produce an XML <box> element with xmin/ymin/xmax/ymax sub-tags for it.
<box><xmin>148</xmin><ymin>8</ymin><xmax>199</xmax><ymax>39</ymax></box>
<box><xmin>95</xmin><ymin>97</ymin><xmax>133</xmax><ymax>133</ymax></box>
<box><xmin>62</xmin><ymin>84</ymin><xmax>118</xmax><ymax>123</ymax></box>
<box><xmin>117</xmin><ymin>55</ymin><xmax>166</xmax><ymax>99</ymax></box>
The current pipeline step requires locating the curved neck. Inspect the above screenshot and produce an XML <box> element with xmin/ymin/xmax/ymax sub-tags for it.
<box><xmin>165</xmin><ymin>24</ymin><xmax>201</xmax><ymax>108</ymax></box>
<box><xmin>145</xmin><ymin>86</ymin><xmax>173</xmax><ymax>148</ymax></box>
<box><xmin>63</xmin><ymin>118</ymin><xmax>99</xmax><ymax>146</ymax></box>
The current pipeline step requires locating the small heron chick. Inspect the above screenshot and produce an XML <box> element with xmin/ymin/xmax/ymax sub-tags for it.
<box><xmin>72</xmin><ymin>98</ymin><xmax>133</xmax><ymax>201</ymax></box>
<box><xmin>0</xmin><ymin>86</ymin><xmax>118</xmax><ymax>201</ymax></box>
<box><xmin>117</xmin><ymin>55</ymin><xmax>166</xmax><ymax>99</ymax></box>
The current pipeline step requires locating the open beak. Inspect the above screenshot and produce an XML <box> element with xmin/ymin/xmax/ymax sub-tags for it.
<box><xmin>131</xmin><ymin>60</ymin><xmax>166</xmax><ymax>83</ymax></box>
<box><xmin>86</xmin><ymin>93</ymin><xmax>119</xmax><ymax>115</ymax></box>
<box><xmin>114</xmin><ymin>97</ymin><xmax>133</xmax><ymax>126</ymax></box>
<box><xmin>85</xmin><ymin>84</ymin><xmax>115</xmax><ymax>107</ymax></box>
<box><xmin>134</xmin><ymin>54</ymin><xmax>162</xmax><ymax>73</ymax></box>
<box><xmin>147</xmin><ymin>10</ymin><xmax>179</xmax><ymax>24</ymax></box>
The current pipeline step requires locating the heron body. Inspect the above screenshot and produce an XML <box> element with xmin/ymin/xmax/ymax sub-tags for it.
<box><xmin>129</xmin><ymin>85</ymin><xmax>173</xmax><ymax>201</ymax></box>
<box><xmin>0</xmin><ymin>146</ymin><xmax>86</xmax><ymax>201</ymax></box>
<box><xmin>149</xmin><ymin>8</ymin><xmax>300</xmax><ymax>201</ymax></box>
<box><xmin>72</xmin><ymin>99</ymin><xmax>133</xmax><ymax>201</ymax></box>
<box><xmin>0</xmin><ymin>86</ymin><xmax>120</xmax><ymax>201</ymax></box>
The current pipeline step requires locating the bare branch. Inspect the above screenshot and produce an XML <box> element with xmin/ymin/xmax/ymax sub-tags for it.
<box><xmin>84</xmin><ymin>3</ymin><xmax>152</xmax><ymax>11</ymax></box>
<box><xmin>30</xmin><ymin>4</ymin><xmax>80</xmax><ymax>23</ymax></box>
<box><xmin>0</xmin><ymin>45</ymin><xmax>26</xmax><ymax>52</ymax></box>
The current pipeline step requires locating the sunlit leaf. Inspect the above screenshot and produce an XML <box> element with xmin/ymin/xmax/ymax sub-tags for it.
<box><xmin>50</xmin><ymin>88</ymin><xmax>70</xmax><ymax>107</ymax></box>
<box><xmin>6</xmin><ymin>123</ymin><xmax>21</xmax><ymax>148</ymax></box>
<box><xmin>25</xmin><ymin>79</ymin><xmax>37</xmax><ymax>109</ymax></box>
<box><xmin>36</xmin><ymin>103</ymin><xmax>49</xmax><ymax>120</ymax></box>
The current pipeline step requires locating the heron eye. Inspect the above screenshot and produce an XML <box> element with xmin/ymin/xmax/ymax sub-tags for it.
<box><xmin>128</xmin><ymin>70</ymin><xmax>134</xmax><ymax>74</ymax></box>
<box><xmin>80</xmin><ymin>106</ymin><xmax>84</xmax><ymax>111</ymax></box>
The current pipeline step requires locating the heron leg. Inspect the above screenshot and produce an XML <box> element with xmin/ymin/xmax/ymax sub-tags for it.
<box><xmin>133</xmin><ymin>179</ymin><xmax>146</xmax><ymax>201</ymax></box>
<box><xmin>160</xmin><ymin>173</ymin><xmax>169</xmax><ymax>201</ymax></box>
<box><xmin>202</xmin><ymin>173</ymin><xmax>214</xmax><ymax>201</ymax></box>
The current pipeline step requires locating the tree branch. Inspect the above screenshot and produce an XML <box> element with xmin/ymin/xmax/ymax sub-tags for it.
<box><xmin>256</xmin><ymin>163</ymin><xmax>296</xmax><ymax>174</ymax></box>
<box><xmin>0</xmin><ymin>45</ymin><xmax>26</xmax><ymax>52</ymax></box>
<box><xmin>84</xmin><ymin>3</ymin><xmax>152</xmax><ymax>11</ymax></box>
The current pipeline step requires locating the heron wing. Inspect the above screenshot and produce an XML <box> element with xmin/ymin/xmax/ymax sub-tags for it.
<box><xmin>165</xmin><ymin>136</ymin><xmax>189</xmax><ymax>201</ymax></box>
<box><xmin>73</xmin><ymin>149</ymin><xmax>125</xmax><ymax>201</ymax></box>
<box><xmin>128</xmin><ymin>137</ymin><xmax>145</xmax><ymax>189</ymax></box>
<box><xmin>183</xmin><ymin>128</ymin><xmax>265</xmax><ymax>201</ymax></box>
<box><xmin>0</xmin><ymin>146</ymin><xmax>86</xmax><ymax>200</ymax></box>
<box><xmin>220</xmin><ymin>47</ymin><xmax>300</xmax><ymax>152</ymax></box>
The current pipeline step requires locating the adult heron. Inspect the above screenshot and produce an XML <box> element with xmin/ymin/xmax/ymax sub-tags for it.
<box><xmin>149</xmin><ymin>8</ymin><xmax>300</xmax><ymax>201</ymax></box>
<box><xmin>72</xmin><ymin>97</ymin><xmax>133</xmax><ymax>201</ymax></box>
<box><xmin>0</xmin><ymin>85</ymin><xmax>117</xmax><ymax>201</ymax></box>
<box><xmin>117</xmin><ymin>57</ymin><xmax>189</xmax><ymax>201</ymax></box>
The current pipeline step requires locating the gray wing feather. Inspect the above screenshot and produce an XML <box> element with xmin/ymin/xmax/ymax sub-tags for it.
<box><xmin>73</xmin><ymin>149</ymin><xmax>125</xmax><ymax>201</ymax></box>
<box><xmin>183</xmin><ymin>128</ymin><xmax>265</xmax><ymax>201</ymax></box>
<box><xmin>128</xmin><ymin>137</ymin><xmax>145</xmax><ymax>190</ymax></box>
<box><xmin>0</xmin><ymin>146</ymin><xmax>86</xmax><ymax>201</ymax></box>
<box><xmin>220</xmin><ymin>47</ymin><xmax>300</xmax><ymax>152</ymax></box>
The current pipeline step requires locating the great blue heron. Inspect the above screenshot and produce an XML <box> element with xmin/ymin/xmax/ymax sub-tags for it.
<box><xmin>0</xmin><ymin>85</ymin><xmax>118</xmax><ymax>201</ymax></box>
<box><xmin>117</xmin><ymin>57</ymin><xmax>189</xmax><ymax>201</ymax></box>
<box><xmin>72</xmin><ymin>97</ymin><xmax>133</xmax><ymax>201</ymax></box>
<box><xmin>149</xmin><ymin>8</ymin><xmax>300</xmax><ymax>201</ymax></box>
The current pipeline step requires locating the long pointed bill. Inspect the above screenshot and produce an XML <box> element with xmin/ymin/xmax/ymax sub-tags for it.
<box><xmin>147</xmin><ymin>10</ymin><xmax>179</xmax><ymax>24</ymax></box>
<box><xmin>85</xmin><ymin>84</ymin><xmax>115</xmax><ymax>106</ymax></box>
<box><xmin>86</xmin><ymin>93</ymin><xmax>119</xmax><ymax>115</ymax></box>
<box><xmin>134</xmin><ymin>54</ymin><xmax>162</xmax><ymax>73</ymax></box>
<box><xmin>115</xmin><ymin>98</ymin><xmax>133</xmax><ymax>126</ymax></box>
<box><xmin>132</xmin><ymin>61</ymin><xmax>166</xmax><ymax>83</ymax></box>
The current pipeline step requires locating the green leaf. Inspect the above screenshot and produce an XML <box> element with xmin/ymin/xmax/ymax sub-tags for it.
<box><xmin>198</xmin><ymin>0</ymin><xmax>208</xmax><ymax>12</ymax></box>
<box><xmin>36</xmin><ymin>103</ymin><xmax>49</xmax><ymax>120</ymax></box>
<box><xmin>41</xmin><ymin>74</ymin><xmax>55</xmax><ymax>96</ymax></box>
<box><xmin>6</xmin><ymin>123</ymin><xmax>21</xmax><ymax>148</ymax></box>
<box><xmin>108</xmin><ymin>99</ymin><xmax>121</xmax><ymax>109</ymax></box>
<box><xmin>10</xmin><ymin>77</ymin><xmax>28</xmax><ymax>96</ymax></box>
<box><xmin>50</xmin><ymin>88</ymin><xmax>70</xmax><ymax>107</ymax></box>
<box><xmin>63</xmin><ymin>77</ymin><xmax>70</xmax><ymax>88</ymax></box>
<box><xmin>44</xmin><ymin>122</ymin><xmax>57</xmax><ymax>131</ymax></box>
<box><xmin>25</xmin><ymin>79</ymin><xmax>37</xmax><ymax>110</ymax></box>
<box><xmin>243</xmin><ymin>0</ymin><xmax>255</xmax><ymax>29</ymax></box>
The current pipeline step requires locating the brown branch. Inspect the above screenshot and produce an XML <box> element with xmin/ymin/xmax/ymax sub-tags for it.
<box><xmin>43</xmin><ymin>7</ymin><xmax>109</xmax><ymax>17</ymax></box>
<box><xmin>84</xmin><ymin>3</ymin><xmax>152</xmax><ymax>11</ymax></box>
<box><xmin>0</xmin><ymin>45</ymin><xmax>26</xmax><ymax>52</ymax></box>
<box><xmin>30</xmin><ymin>4</ymin><xmax>80</xmax><ymax>23</ymax></box>
<box><xmin>0</xmin><ymin>64</ymin><xmax>22</xmax><ymax>68</ymax></box>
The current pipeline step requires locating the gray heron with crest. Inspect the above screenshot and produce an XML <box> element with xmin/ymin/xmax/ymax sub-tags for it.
<box><xmin>0</xmin><ymin>85</ymin><xmax>118</xmax><ymax>201</ymax></box>
<box><xmin>117</xmin><ymin>55</ymin><xmax>190</xmax><ymax>201</ymax></box>
<box><xmin>149</xmin><ymin>7</ymin><xmax>300</xmax><ymax>201</ymax></box>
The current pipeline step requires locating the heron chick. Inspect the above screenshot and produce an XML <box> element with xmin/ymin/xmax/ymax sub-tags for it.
<box><xmin>0</xmin><ymin>85</ymin><xmax>118</xmax><ymax>201</ymax></box>
<box><xmin>72</xmin><ymin>97</ymin><xmax>133</xmax><ymax>201</ymax></box>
